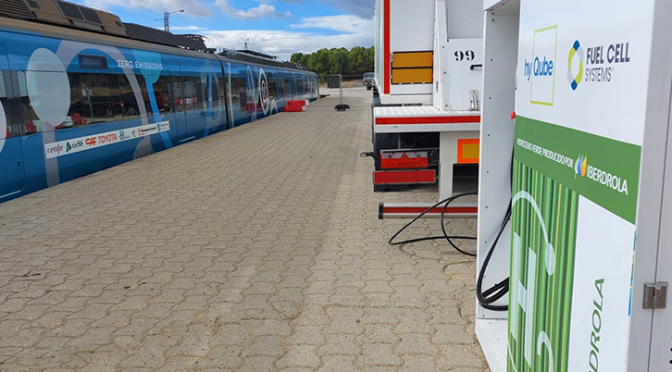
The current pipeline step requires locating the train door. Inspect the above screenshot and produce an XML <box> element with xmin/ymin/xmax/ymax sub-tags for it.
<box><xmin>285</xmin><ymin>74</ymin><xmax>293</xmax><ymax>101</ymax></box>
<box><xmin>0</xmin><ymin>43</ymin><xmax>25</xmax><ymax>200</ymax></box>
<box><xmin>175</xmin><ymin>62</ymin><xmax>193</xmax><ymax>142</ymax></box>
<box><xmin>218</xmin><ymin>62</ymin><xmax>230</xmax><ymax>130</ymax></box>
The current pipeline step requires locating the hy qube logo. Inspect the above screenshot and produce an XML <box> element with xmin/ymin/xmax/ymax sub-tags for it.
<box><xmin>567</xmin><ymin>39</ymin><xmax>631</xmax><ymax>90</ymax></box>
<box><xmin>523</xmin><ymin>25</ymin><xmax>558</xmax><ymax>106</ymax></box>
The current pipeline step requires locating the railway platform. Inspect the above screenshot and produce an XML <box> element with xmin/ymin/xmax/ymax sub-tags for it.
<box><xmin>0</xmin><ymin>87</ymin><xmax>487</xmax><ymax>372</ymax></box>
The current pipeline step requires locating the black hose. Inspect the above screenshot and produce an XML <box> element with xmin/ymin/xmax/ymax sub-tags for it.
<box><xmin>387</xmin><ymin>163</ymin><xmax>513</xmax><ymax>312</ymax></box>
<box><xmin>475</xmin><ymin>201</ymin><xmax>512</xmax><ymax>311</ymax></box>
<box><xmin>388</xmin><ymin>192</ymin><xmax>478</xmax><ymax>258</ymax></box>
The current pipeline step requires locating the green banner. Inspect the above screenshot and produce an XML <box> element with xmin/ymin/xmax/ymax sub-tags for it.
<box><xmin>508</xmin><ymin>162</ymin><xmax>579</xmax><ymax>372</ymax></box>
<box><xmin>514</xmin><ymin>116</ymin><xmax>641</xmax><ymax>224</ymax></box>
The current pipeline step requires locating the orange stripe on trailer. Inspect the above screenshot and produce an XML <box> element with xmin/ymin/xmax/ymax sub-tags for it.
<box><xmin>373</xmin><ymin>170</ymin><xmax>435</xmax><ymax>184</ymax></box>
<box><xmin>384</xmin><ymin>0</ymin><xmax>390</xmax><ymax>94</ymax></box>
<box><xmin>457</xmin><ymin>139</ymin><xmax>480</xmax><ymax>164</ymax></box>
<box><xmin>375</xmin><ymin>115</ymin><xmax>481</xmax><ymax>125</ymax></box>
<box><xmin>391</xmin><ymin>68</ymin><xmax>433</xmax><ymax>84</ymax></box>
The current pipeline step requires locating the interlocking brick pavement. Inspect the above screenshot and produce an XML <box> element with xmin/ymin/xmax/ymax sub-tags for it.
<box><xmin>0</xmin><ymin>87</ymin><xmax>489</xmax><ymax>371</ymax></box>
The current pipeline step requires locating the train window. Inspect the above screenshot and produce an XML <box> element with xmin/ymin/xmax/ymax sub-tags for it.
<box><xmin>173</xmin><ymin>77</ymin><xmax>185</xmax><ymax>112</ymax></box>
<box><xmin>219</xmin><ymin>77</ymin><xmax>226</xmax><ymax>108</ymax></box>
<box><xmin>296</xmin><ymin>78</ymin><xmax>304</xmax><ymax>94</ymax></box>
<box><xmin>65</xmin><ymin>73</ymin><xmax>146</xmax><ymax>128</ymax></box>
<box><xmin>16</xmin><ymin>71</ymin><xmax>148</xmax><ymax>133</ymax></box>
<box><xmin>67</xmin><ymin>73</ymin><xmax>113</xmax><ymax>126</ymax></box>
<box><xmin>268</xmin><ymin>78</ymin><xmax>278</xmax><ymax>99</ymax></box>
<box><xmin>231</xmin><ymin>77</ymin><xmax>247</xmax><ymax>112</ymax></box>
<box><xmin>0</xmin><ymin>71</ymin><xmax>12</xmax><ymax>138</ymax></box>
<box><xmin>173</xmin><ymin>77</ymin><xmax>201</xmax><ymax>112</ymax></box>
<box><xmin>277</xmin><ymin>78</ymin><xmax>285</xmax><ymax>98</ymax></box>
<box><xmin>116</xmin><ymin>74</ymin><xmax>145</xmax><ymax>118</ymax></box>
<box><xmin>17</xmin><ymin>71</ymin><xmax>40</xmax><ymax>134</ymax></box>
<box><xmin>150</xmin><ymin>76</ymin><xmax>174</xmax><ymax>113</ymax></box>
<box><xmin>195</xmin><ymin>76</ymin><xmax>208</xmax><ymax>110</ymax></box>
<box><xmin>210</xmin><ymin>76</ymin><xmax>223</xmax><ymax>107</ymax></box>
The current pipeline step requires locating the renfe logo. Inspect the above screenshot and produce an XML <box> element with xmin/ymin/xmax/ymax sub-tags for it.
<box><xmin>45</xmin><ymin>143</ymin><xmax>64</xmax><ymax>156</ymax></box>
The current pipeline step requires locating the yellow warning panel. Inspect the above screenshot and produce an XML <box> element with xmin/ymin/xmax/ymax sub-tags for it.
<box><xmin>392</xmin><ymin>52</ymin><xmax>433</xmax><ymax>68</ymax></box>
<box><xmin>391</xmin><ymin>68</ymin><xmax>433</xmax><ymax>84</ymax></box>
<box><xmin>458</xmin><ymin>139</ymin><xmax>480</xmax><ymax>164</ymax></box>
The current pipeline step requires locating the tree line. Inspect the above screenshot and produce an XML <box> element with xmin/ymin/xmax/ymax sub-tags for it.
<box><xmin>290</xmin><ymin>46</ymin><xmax>375</xmax><ymax>78</ymax></box>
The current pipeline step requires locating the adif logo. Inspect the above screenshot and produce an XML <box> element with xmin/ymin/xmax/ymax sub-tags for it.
<box><xmin>567</xmin><ymin>40</ymin><xmax>585</xmax><ymax>90</ymax></box>
<box><xmin>575</xmin><ymin>154</ymin><xmax>587</xmax><ymax>177</ymax></box>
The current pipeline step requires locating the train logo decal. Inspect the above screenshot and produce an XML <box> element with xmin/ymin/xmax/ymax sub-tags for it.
<box><xmin>259</xmin><ymin>67</ymin><xmax>270</xmax><ymax>114</ymax></box>
<box><xmin>44</xmin><ymin>122</ymin><xmax>170</xmax><ymax>159</ymax></box>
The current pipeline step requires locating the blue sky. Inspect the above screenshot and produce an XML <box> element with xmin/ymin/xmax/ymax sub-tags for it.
<box><xmin>69</xmin><ymin>0</ymin><xmax>375</xmax><ymax>60</ymax></box>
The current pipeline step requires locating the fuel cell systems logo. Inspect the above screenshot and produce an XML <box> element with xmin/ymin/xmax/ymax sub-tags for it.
<box><xmin>567</xmin><ymin>39</ymin><xmax>631</xmax><ymax>89</ymax></box>
<box><xmin>567</xmin><ymin>41</ymin><xmax>584</xmax><ymax>90</ymax></box>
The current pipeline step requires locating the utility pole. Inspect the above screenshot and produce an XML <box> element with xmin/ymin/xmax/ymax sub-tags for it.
<box><xmin>163</xmin><ymin>9</ymin><xmax>184</xmax><ymax>32</ymax></box>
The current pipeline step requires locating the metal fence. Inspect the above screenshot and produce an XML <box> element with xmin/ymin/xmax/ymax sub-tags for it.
<box><xmin>320</xmin><ymin>74</ymin><xmax>372</xmax><ymax>112</ymax></box>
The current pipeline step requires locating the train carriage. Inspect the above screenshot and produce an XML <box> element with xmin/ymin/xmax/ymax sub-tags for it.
<box><xmin>0</xmin><ymin>0</ymin><xmax>318</xmax><ymax>202</ymax></box>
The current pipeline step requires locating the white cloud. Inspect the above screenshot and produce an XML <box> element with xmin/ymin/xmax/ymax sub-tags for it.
<box><xmin>215</xmin><ymin>0</ymin><xmax>291</xmax><ymax>19</ymax></box>
<box><xmin>291</xmin><ymin>15</ymin><xmax>373</xmax><ymax>34</ymax></box>
<box><xmin>84</xmin><ymin>0</ymin><xmax>213</xmax><ymax>17</ymax></box>
<box><xmin>169</xmin><ymin>25</ymin><xmax>207</xmax><ymax>31</ymax></box>
<box><xmin>204</xmin><ymin>15</ymin><xmax>374</xmax><ymax>60</ymax></box>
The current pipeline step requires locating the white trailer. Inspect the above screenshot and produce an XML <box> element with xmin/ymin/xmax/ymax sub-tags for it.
<box><xmin>477</xmin><ymin>0</ymin><xmax>672</xmax><ymax>371</ymax></box>
<box><xmin>369</xmin><ymin>0</ymin><xmax>483</xmax><ymax>216</ymax></box>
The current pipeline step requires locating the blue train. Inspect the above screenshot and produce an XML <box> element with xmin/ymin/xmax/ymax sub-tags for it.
<box><xmin>0</xmin><ymin>2</ymin><xmax>318</xmax><ymax>202</ymax></box>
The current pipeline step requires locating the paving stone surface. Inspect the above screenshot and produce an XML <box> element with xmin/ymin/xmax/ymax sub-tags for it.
<box><xmin>0</xmin><ymin>87</ymin><xmax>489</xmax><ymax>371</ymax></box>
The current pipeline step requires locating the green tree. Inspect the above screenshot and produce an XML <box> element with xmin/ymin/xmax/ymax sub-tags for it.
<box><xmin>290</xmin><ymin>46</ymin><xmax>375</xmax><ymax>77</ymax></box>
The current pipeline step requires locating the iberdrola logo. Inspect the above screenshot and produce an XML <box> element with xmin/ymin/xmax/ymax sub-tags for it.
<box><xmin>575</xmin><ymin>154</ymin><xmax>587</xmax><ymax>177</ymax></box>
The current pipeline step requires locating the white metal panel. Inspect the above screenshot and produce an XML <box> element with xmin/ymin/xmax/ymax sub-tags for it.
<box><xmin>433</xmin><ymin>0</ymin><xmax>448</xmax><ymax>110</ymax></box>
<box><xmin>439</xmin><ymin>131</ymin><xmax>479</xmax><ymax>199</ymax></box>
<box><xmin>446</xmin><ymin>0</ymin><xmax>484</xmax><ymax>38</ymax></box>
<box><xmin>390</xmin><ymin>84</ymin><xmax>433</xmax><ymax>95</ymax></box>
<box><xmin>476</xmin><ymin>9</ymin><xmax>519</xmax><ymax>322</ymax></box>
<box><xmin>476</xmin><ymin>319</ymin><xmax>507</xmax><ymax>372</ymax></box>
<box><xmin>645</xmin><ymin>3</ymin><xmax>672</xmax><ymax>370</ymax></box>
<box><xmin>444</xmin><ymin>38</ymin><xmax>484</xmax><ymax>111</ymax></box>
<box><xmin>484</xmin><ymin>0</ymin><xmax>520</xmax><ymax>13</ymax></box>
<box><xmin>389</xmin><ymin>0</ymin><xmax>434</xmax><ymax>53</ymax></box>
<box><xmin>379</xmin><ymin>94</ymin><xmax>433</xmax><ymax>105</ymax></box>
<box><xmin>375</xmin><ymin>105</ymin><xmax>476</xmax><ymax>117</ymax></box>
<box><xmin>375</xmin><ymin>123</ymin><xmax>479</xmax><ymax>133</ymax></box>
